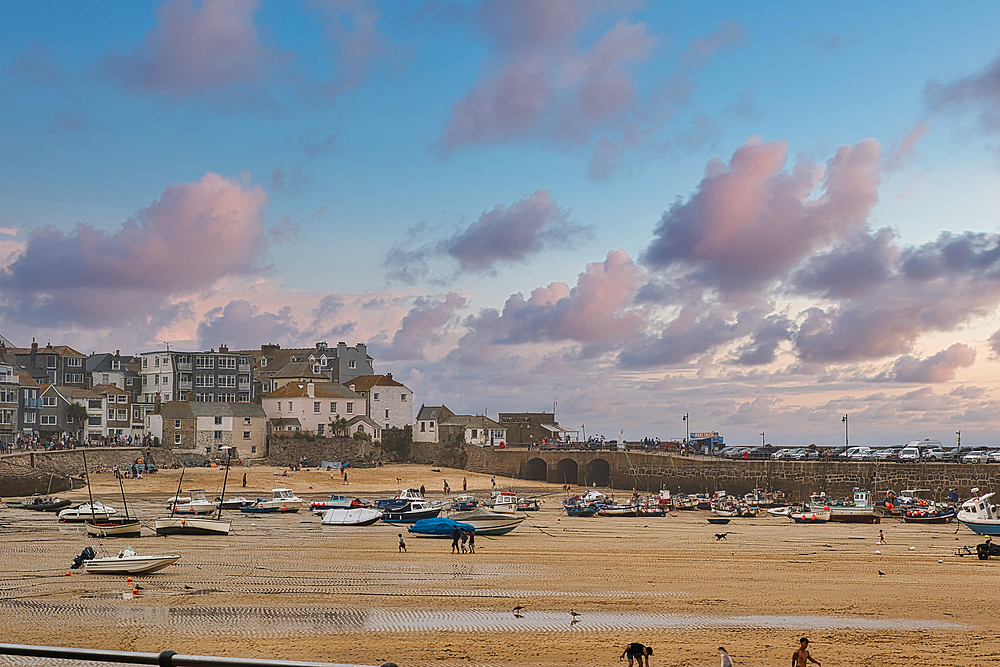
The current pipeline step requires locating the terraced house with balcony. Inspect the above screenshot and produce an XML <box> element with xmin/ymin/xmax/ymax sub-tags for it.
<box><xmin>39</xmin><ymin>386</ymin><xmax>107</xmax><ymax>441</ymax></box>
<box><xmin>139</xmin><ymin>345</ymin><xmax>253</xmax><ymax>405</ymax></box>
<box><xmin>0</xmin><ymin>362</ymin><xmax>18</xmax><ymax>447</ymax></box>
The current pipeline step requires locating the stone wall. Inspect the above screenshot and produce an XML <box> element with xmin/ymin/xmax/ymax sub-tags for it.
<box><xmin>265</xmin><ymin>435</ymin><xmax>381</xmax><ymax>467</ymax></box>
<box><xmin>0</xmin><ymin>447</ymin><xmax>178</xmax><ymax>496</ymax></box>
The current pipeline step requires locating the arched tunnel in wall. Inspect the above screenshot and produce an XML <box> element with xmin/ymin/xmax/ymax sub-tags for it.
<box><xmin>525</xmin><ymin>458</ymin><xmax>547</xmax><ymax>481</ymax></box>
<box><xmin>587</xmin><ymin>458</ymin><xmax>610</xmax><ymax>487</ymax></box>
<box><xmin>556</xmin><ymin>458</ymin><xmax>578</xmax><ymax>486</ymax></box>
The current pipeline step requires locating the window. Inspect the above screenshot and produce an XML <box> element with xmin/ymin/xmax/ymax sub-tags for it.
<box><xmin>260</xmin><ymin>358</ymin><xmax>268</xmax><ymax>367</ymax></box>
<box><xmin>288</xmin><ymin>401</ymin><xmax>293</xmax><ymax>412</ymax></box>
<box><xmin>277</xmin><ymin>401</ymin><xmax>281</xmax><ymax>413</ymax></box>
<box><xmin>251</xmin><ymin>446</ymin><xmax>257</xmax><ymax>454</ymax></box>
<box><xmin>47</xmin><ymin>356</ymin><xmax>57</xmax><ymax>368</ymax></box>
<box><xmin>117</xmin><ymin>394</ymin><xmax>128</xmax><ymax>403</ymax></box>
<box><xmin>101</xmin><ymin>374</ymin><xmax>110</xmax><ymax>384</ymax></box>
<box><xmin>430</xmin><ymin>421</ymin><xmax>435</xmax><ymax>430</ymax></box>
<box><xmin>40</xmin><ymin>415</ymin><xmax>57</xmax><ymax>426</ymax></box>
<box><xmin>214</xmin><ymin>430</ymin><xmax>222</xmax><ymax>440</ymax></box>
<box><xmin>65</xmin><ymin>373</ymin><xmax>83</xmax><ymax>384</ymax></box>
<box><xmin>471</xmin><ymin>429</ymin><xmax>478</xmax><ymax>439</ymax></box>
<box><xmin>88</xmin><ymin>399</ymin><xmax>102</xmax><ymax>409</ymax></box>
<box><xmin>218</xmin><ymin>375</ymin><xmax>236</xmax><ymax>388</ymax></box>
<box><xmin>88</xmin><ymin>415</ymin><xmax>102</xmax><ymax>426</ymax></box>
<box><xmin>161</xmin><ymin>356</ymin><xmax>168</xmax><ymax>366</ymax></box>
<box><xmin>195</xmin><ymin>356</ymin><xmax>214</xmax><ymax>369</ymax></box>
<box><xmin>107</xmin><ymin>408</ymin><xmax>116</xmax><ymax>420</ymax></box>
<box><xmin>385</xmin><ymin>409</ymin><xmax>389</xmax><ymax>419</ymax></box>
<box><xmin>142</xmin><ymin>357</ymin><xmax>148</xmax><ymax>368</ymax></box>
<box><xmin>117</xmin><ymin>409</ymin><xmax>129</xmax><ymax>421</ymax></box>
<box><xmin>42</xmin><ymin>396</ymin><xmax>57</xmax><ymax>407</ymax></box>
<box><xmin>373</xmin><ymin>392</ymin><xmax>380</xmax><ymax>401</ymax></box>
<box><xmin>133</xmin><ymin>409</ymin><xmax>142</xmax><ymax>420</ymax></box>
<box><xmin>112</xmin><ymin>360</ymin><xmax>121</xmax><ymax>370</ymax></box>
<box><xmin>174</xmin><ymin>434</ymin><xmax>182</xmax><ymax>444</ymax></box>
<box><xmin>67</xmin><ymin>357</ymin><xmax>82</xmax><ymax>367</ymax></box>
<box><xmin>346</xmin><ymin>402</ymin><xmax>353</xmax><ymax>414</ymax></box>
<box><xmin>330</xmin><ymin>402</ymin><xmax>337</xmax><ymax>413</ymax></box>
<box><xmin>142</xmin><ymin>376</ymin><xmax>148</xmax><ymax>386</ymax></box>
<box><xmin>154</xmin><ymin>375</ymin><xmax>159</xmax><ymax>385</ymax></box>
<box><xmin>214</xmin><ymin>416</ymin><xmax>223</xmax><ymax>425</ymax></box>
<box><xmin>244</xmin><ymin>417</ymin><xmax>251</xmax><ymax>425</ymax></box>
<box><xmin>243</xmin><ymin>431</ymin><xmax>251</xmax><ymax>440</ymax></box>
<box><xmin>154</xmin><ymin>357</ymin><xmax>159</xmax><ymax>367</ymax></box>
<box><xmin>401</xmin><ymin>393</ymin><xmax>407</xmax><ymax>402</ymax></box>
<box><xmin>348</xmin><ymin>359</ymin><xmax>356</xmax><ymax>369</ymax></box>
<box><xmin>25</xmin><ymin>412</ymin><xmax>37</xmax><ymax>423</ymax></box>
<box><xmin>420</xmin><ymin>422</ymin><xmax>425</xmax><ymax>432</ymax></box>
<box><xmin>126</xmin><ymin>378</ymin><xmax>133</xmax><ymax>386</ymax></box>
<box><xmin>313</xmin><ymin>364</ymin><xmax>320</xmax><ymax>374</ymax></box>
<box><xmin>161</xmin><ymin>375</ymin><xmax>169</xmax><ymax>385</ymax></box>
<box><xmin>219</xmin><ymin>393</ymin><xmax>236</xmax><ymax>403</ymax></box>
<box><xmin>174</xmin><ymin>419</ymin><xmax>181</xmax><ymax>428</ymax></box>
<box><xmin>218</xmin><ymin>357</ymin><xmax>237</xmax><ymax>369</ymax></box>
<box><xmin>314</xmin><ymin>401</ymin><xmax>321</xmax><ymax>414</ymax></box>
<box><xmin>195</xmin><ymin>375</ymin><xmax>214</xmax><ymax>387</ymax></box>
<box><xmin>317</xmin><ymin>424</ymin><xmax>325</xmax><ymax>435</ymax></box>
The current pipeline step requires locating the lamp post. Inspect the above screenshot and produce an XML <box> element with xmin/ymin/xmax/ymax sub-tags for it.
<box><xmin>956</xmin><ymin>431</ymin><xmax>961</xmax><ymax>449</ymax></box>
<box><xmin>842</xmin><ymin>414</ymin><xmax>849</xmax><ymax>446</ymax></box>
<box><xmin>553</xmin><ymin>401</ymin><xmax>557</xmax><ymax>421</ymax></box>
<box><xmin>760</xmin><ymin>432</ymin><xmax>765</xmax><ymax>447</ymax></box>
<box><xmin>581</xmin><ymin>424</ymin><xmax>586</xmax><ymax>442</ymax></box>
<box><xmin>682</xmin><ymin>413</ymin><xmax>689</xmax><ymax>446</ymax></box>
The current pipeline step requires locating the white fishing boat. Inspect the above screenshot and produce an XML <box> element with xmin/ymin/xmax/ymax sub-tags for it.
<box><xmin>154</xmin><ymin>516</ymin><xmax>231</xmax><ymax>536</ymax></box>
<box><xmin>258</xmin><ymin>488</ymin><xmax>304</xmax><ymax>512</ymax></box>
<box><xmin>83</xmin><ymin>547</ymin><xmax>180</xmax><ymax>575</ymax></box>
<box><xmin>957</xmin><ymin>492</ymin><xmax>1000</xmax><ymax>535</ymax></box>
<box><xmin>320</xmin><ymin>507</ymin><xmax>383</xmax><ymax>526</ymax></box>
<box><xmin>167</xmin><ymin>489</ymin><xmax>217</xmax><ymax>515</ymax></box>
<box><xmin>789</xmin><ymin>508</ymin><xmax>831</xmax><ymax>523</ymax></box>
<box><xmin>488</xmin><ymin>490</ymin><xmax>519</xmax><ymax>514</ymax></box>
<box><xmin>809</xmin><ymin>489</ymin><xmax>882</xmax><ymax>524</ymax></box>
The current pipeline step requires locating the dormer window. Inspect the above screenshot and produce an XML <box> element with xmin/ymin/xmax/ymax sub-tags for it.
<box><xmin>260</xmin><ymin>358</ymin><xmax>268</xmax><ymax>367</ymax></box>
<box><xmin>111</xmin><ymin>360</ymin><xmax>121</xmax><ymax>370</ymax></box>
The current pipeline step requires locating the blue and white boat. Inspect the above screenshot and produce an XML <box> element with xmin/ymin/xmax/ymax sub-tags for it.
<box><xmin>958</xmin><ymin>492</ymin><xmax>1000</xmax><ymax>535</ymax></box>
<box><xmin>381</xmin><ymin>500</ymin><xmax>441</xmax><ymax>523</ymax></box>
<box><xmin>407</xmin><ymin>517</ymin><xmax>474</xmax><ymax>537</ymax></box>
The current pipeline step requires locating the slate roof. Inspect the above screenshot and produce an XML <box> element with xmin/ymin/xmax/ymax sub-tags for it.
<box><xmin>265</xmin><ymin>382</ymin><xmax>362</xmax><ymax>400</ymax></box>
<box><xmin>347</xmin><ymin>374</ymin><xmax>406</xmax><ymax>392</ymax></box>
<box><xmin>159</xmin><ymin>401</ymin><xmax>266</xmax><ymax>419</ymax></box>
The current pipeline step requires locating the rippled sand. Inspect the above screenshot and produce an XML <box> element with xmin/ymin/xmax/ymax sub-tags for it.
<box><xmin>0</xmin><ymin>463</ymin><xmax>994</xmax><ymax>666</ymax></box>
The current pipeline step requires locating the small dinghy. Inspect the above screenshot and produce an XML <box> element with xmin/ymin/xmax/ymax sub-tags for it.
<box><xmin>321</xmin><ymin>507</ymin><xmax>382</xmax><ymax>526</ymax></box>
<box><xmin>72</xmin><ymin>547</ymin><xmax>180</xmax><ymax>575</ymax></box>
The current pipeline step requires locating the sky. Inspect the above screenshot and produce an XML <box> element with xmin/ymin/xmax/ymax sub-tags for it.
<box><xmin>3</xmin><ymin>1</ymin><xmax>1000</xmax><ymax>447</ymax></box>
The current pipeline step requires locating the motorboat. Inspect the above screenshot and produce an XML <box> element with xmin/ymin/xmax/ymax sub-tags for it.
<box><xmin>166</xmin><ymin>489</ymin><xmax>217</xmax><ymax>515</ymax></box>
<box><xmin>957</xmin><ymin>492</ymin><xmax>1000</xmax><ymax>535</ymax></box>
<box><xmin>449</xmin><ymin>507</ymin><xmax>524</xmax><ymax>535</ymax></box>
<box><xmin>381</xmin><ymin>500</ymin><xmax>441</xmax><ymax>523</ymax></box>
<box><xmin>449</xmin><ymin>495</ymin><xmax>479</xmax><ymax>511</ymax></box>
<box><xmin>77</xmin><ymin>547</ymin><xmax>180</xmax><ymax>575</ymax></box>
<box><xmin>809</xmin><ymin>489</ymin><xmax>882</xmax><ymax>524</ymax></box>
<box><xmin>375</xmin><ymin>489</ymin><xmax>425</xmax><ymax>512</ymax></box>
<box><xmin>488</xmin><ymin>490</ymin><xmax>519</xmax><ymax>514</ymax></box>
<box><xmin>598</xmin><ymin>504</ymin><xmax>639</xmax><ymax>517</ymax></box>
<box><xmin>407</xmin><ymin>517</ymin><xmax>475</xmax><ymax>538</ymax></box>
<box><xmin>320</xmin><ymin>507</ymin><xmax>383</xmax><ymax>526</ymax></box>
<box><xmin>218</xmin><ymin>496</ymin><xmax>252</xmax><ymax>510</ymax></box>
<box><xmin>517</xmin><ymin>497</ymin><xmax>540</xmax><ymax>511</ymax></box>
<box><xmin>19</xmin><ymin>496</ymin><xmax>72</xmax><ymax>512</ymax></box>
<box><xmin>564</xmin><ymin>503</ymin><xmax>598</xmax><ymax>517</ymax></box>
<box><xmin>58</xmin><ymin>502</ymin><xmax>118</xmax><ymax>523</ymax></box>
<box><xmin>903</xmin><ymin>507</ymin><xmax>956</xmax><ymax>524</ymax></box>
<box><xmin>239</xmin><ymin>500</ymin><xmax>283</xmax><ymax>513</ymax></box>
<box><xmin>257</xmin><ymin>488</ymin><xmax>304</xmax><ymax>512</ymax></box>
<box><xmin>310</xmin><ymin>494</ymin><xmax>363</xmax><ymax>514</ymax></box>
<box><xmin>766</xmin><ymin>506</ymin><xmax>793</xmax><ymax>517</ymax></box>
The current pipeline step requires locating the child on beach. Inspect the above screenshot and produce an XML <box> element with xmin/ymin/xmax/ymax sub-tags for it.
<box><xmin>398</xmin><ymin>534</ymin><xmax>406</xmax><ymax>552</ymax></box>
<box><xmin>460</xmin><ymin>530</ymin><xmax>468</xmax><ymax>553</ymax></box>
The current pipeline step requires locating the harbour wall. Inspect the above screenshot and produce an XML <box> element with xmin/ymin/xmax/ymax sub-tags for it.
<box><xmin>412</xmin><ymin>443</ymin><xmax>1000</xmax><ymax>499</ymax></box>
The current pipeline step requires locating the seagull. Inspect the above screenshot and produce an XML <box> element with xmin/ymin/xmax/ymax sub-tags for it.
<box><xmin>513</xmin><ymin>605</ymin><xmax>525</xmax><ymax>612</ymax></box>
<box><xmin>715</xmin><ymin>532</ymin><xmax>729</xmax><ymax>541</ymax></box>
<box><xmin>878</xmin><ymin>570</ymin><xmax>886</xmax><ymax>576</ymax></box>
<box><xmin>570</xmin><ymin>610</ymin><xmax>581</xmax><ymax>619</ymax></box>
<box><xmin>719</xmin><ymin>647</ymin><xmax>733</xmax><ymax>667</ymax></box>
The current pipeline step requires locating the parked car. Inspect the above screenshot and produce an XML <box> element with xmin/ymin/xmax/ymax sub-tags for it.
<box><xmin>898</xmin><ymin>446</ymin><xmax>921</xmax><ymax>462</ymax></box>
<box><xmin>848</xmin><ymin>446</ymin><xmax>875</xmax><ymax>461</ymax></box>
<box><xmin>714</xmin><ymin>446</ymin><xmax>739</xmax><ymax>458</ymax></box>
<box><xmin>940</xmin><ymin>447</ymin><xmax>961</xmax><ymax>462</ymax></box>
<box><xmin>922</xmin><ymin>447</ymin><xmax>947</xmax><ymax>461</ymax></box>
<box><xmin>823</xmin><ymin>446</ymin><xmax>848</xmax><ymax>460</ymax></box>
<box><xmin>782</xmin><ymin>448</ymin><xmax>806</xmax><ymax>460</ymax></box>
<box><xmin>988</xmin><ymin>450</ymin><xmax>1000</xmax><ymax>464</ymax></box>
<box><xmin>839</xmin><ymin>446</ymin><xmax>864</xmax><ymax>460</ymax></box>
<box><xmin>961</xmin><ymin>449</ymin><xmax>990</xmax><ymax>464</ymax></box>
<box><xmin>873</xmin><ymin>445</ymin><xmax>904</xmax><ymax>462</ymax></box>
<box><xmin>771</xmin><ymin>448</ymin><xmax>793</xmax><ymax>460</ymax></box>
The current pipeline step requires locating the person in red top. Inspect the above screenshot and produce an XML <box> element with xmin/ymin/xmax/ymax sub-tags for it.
<box><xmin>792</xmin><ymin>637</ymin><xmax>820</xmax><ymax>667</ymax></box>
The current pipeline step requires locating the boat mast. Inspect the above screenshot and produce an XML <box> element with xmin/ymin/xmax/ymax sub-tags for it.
<box><xmin>82</xmin><ymin>449</ymin><xmax>97</xmax><ymax>524</ymax></box>
<box><xmin>169</xmin><ymin>466</ymin><xmax>185</xmax><ymax>519</ymax></box>
<box><xmin>217</xmin><ymin>446</ymin><xmax>232</xmax><ymax>521</ymax></box>
<box><xmin>118</xmin><ymin>471</ymin><xmax>131</xmax><ymax>522</ymax></box>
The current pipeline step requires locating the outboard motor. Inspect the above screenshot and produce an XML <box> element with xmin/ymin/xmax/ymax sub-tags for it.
<box><xmin>70</xmin><ymin>546</ymin><xmax>97</xmax><ymax>569</ymax></box>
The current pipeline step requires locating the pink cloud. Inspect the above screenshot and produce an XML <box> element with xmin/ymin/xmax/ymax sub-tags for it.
<box><xmin>0</xmin><ymin>173</ymin><xmax>267</xmax><ymax>327</ymax></box>
<box><xmin>103</xmin><ymin>0</ymin><xmax>285</xmax><ymax>102</ymax></box>
<box><xmin>643</xmin><ymin>136</ymin><xmax>882</xmax><ymax>295</ymax></box>
<box><xmin>883</xmin><ymin>123</ymin><xmax>931</xmax><ymax>172</ymax></box>
<box><xmin>374</xmin><ymin>292</ymin><xmax>468</xmax><ymax>361</ymax></box>
<box><xmin>885</xmin><ymin>344</ymin><xmax>977</xmax><ymax>383</ymax></box>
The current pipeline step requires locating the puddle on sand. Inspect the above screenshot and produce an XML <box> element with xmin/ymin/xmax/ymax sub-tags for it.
<box><xmin>363</xmin><ymin>611</ymin><xmax>966</xmax><ymax>633</ymax></box>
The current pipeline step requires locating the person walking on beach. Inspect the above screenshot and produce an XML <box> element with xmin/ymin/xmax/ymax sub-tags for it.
<box><xmin>792</xmin><ymin>638</ymin><xmax>820</xmax><ymax>667</ymax></box>
<box><xmin>398</xmin><ymin>533</ymin><xmax>406</xmax><ymax>552</ymax></box>
<box><xmin>491</xmin><ymin>476</ymin><xmax>496</xmax><ymax>490</ymax></box>
<box><xmin>619</xmin><ymin>643</ymin><xmax>652</xmax><ymax>667</ymax></box>
<box><xmin>463</xmin><ymin>477</ymin><xmax>467</xmax><ymax>491</ymax></box>
<box><xmin>420</xmin><ymin>484</ymin><xmax>425</xmax><ymax>497</ymax></box>
<box><xmin>451</xmin><ymin>525</ymin><xmax>461</xmax><ymax>554</ymax></box>
<box><xmin>468</xmin><ymin>528</ymin><xmax>475</xmax><ymax>553</ymax></box>
<box><xmin>878</xmin><ymin>529</ymin><xmax>886</xmax><ymax>544</ymax></box>
<box><xmin>242</xmin><ymin>472</ymin><xmax>247</xmax><ymax>488</ymax></box>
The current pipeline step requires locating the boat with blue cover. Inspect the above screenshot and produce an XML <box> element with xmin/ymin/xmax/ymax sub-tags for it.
<box><xmin>407</xmin><ymin>517</ymin><xmax>475</xmax><ymax>537</ymax></box>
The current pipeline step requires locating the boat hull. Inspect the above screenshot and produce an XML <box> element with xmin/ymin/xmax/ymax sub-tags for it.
<box><xmin>23</xmin><ymin>499</ymin><xmax>72</xmax><ymax>512</ymax></box>
<box><xmin>154</xmin><ymin>517</ymin><xmax>231</xmax><ymax>535</ymax></box>
<box><xmin>564</xmin><ymin>505</ymin><xmax>597</xmax><ymax>517</ymax></box>
<box><xmin>321</xmin><ymin>508</ymin><xmax>382</xmax><ymax>526</ymax></box>
<box><xmin>85</xmin><ymin>555</ymin><xmax>180</xmax><ymax>574</ymax></box>
<box><xmin>85</xmin><ymin>520</ymin><xmax>142</xmax><ymax>538</ymax></box>
<box><xmin>448</xmin><ymin>509</ymin><xmax>525</xmax><ymax>535</ymax></box>
<box><xmin>958</xmin><ymin>520</ymin><xmax>1000</xmax><ymax>535</ymax></box>
<box><xmin>382</xmin><ymin>507</ymin><xmax>441</xmax><ymax>523</ymax></box>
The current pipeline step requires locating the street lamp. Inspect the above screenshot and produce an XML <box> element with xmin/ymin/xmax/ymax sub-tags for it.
<box><xmin>682</xmin><ymin>413</ymin><xmax>689</xmax><ymax>446</ymax></box>
<box><xmin>956</xmin><ymin>431</ymin><xmax>961</xmax><ymax>449</ymax></box>
<box><xmin>760</xmin><ymin>432</ymin><xmax>765</xmax><ymax>447</ymax></box>
<box><xmin>553</xmin><ymin>401</ymin><xmax>557</xmax><ymax>421</ymax></box>
<box><xmin>842</xmin><ymin>414</ymin><xmax>849</xmax><ymax>446</ymax></box>
<box><xmin>581</xmin><ymin>424</ymin><xmax>586</xmax><ymax>442</ymax></box>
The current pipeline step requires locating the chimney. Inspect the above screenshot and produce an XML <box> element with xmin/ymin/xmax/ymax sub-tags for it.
<box><xmin>307</xmin><ymin>382</ymin><xmax>314</xmax><ymax>398</ymax></box>
<box><xmin>154</xmin><ymin>394</ymin><xmax>162</xmax><ymax>414</ymax></box>
<box><xmin>220</xmin><ymin>344</ymin><xmax>229</xmax><ymax>353</ymax></box>
<box><xmin>115</xmin><ymin>350</ymin><xmax>120</xmax><ymax>357</ymax></box>
<box><xmin>386</xmin><ymin>373</ymin><xmax>392</xmax><ymax>380</ymax></box>
<box><xmin>186</xmin><ymin>391</ymin><xmax>194</xmax><ymax>402</ymax></box>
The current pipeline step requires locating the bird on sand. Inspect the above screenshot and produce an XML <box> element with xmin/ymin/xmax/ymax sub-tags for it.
<box><xmin>513</xmin><ymin>605</ymin><xmax>525</xmax><ymax>612</ymax></box>
<box><xmin>719</xmin><ymin>647</ymin><xmax>733</xmax><ymax>667</ymax></box>
<box><xmin>878</xmin><ymin>570</ymin><xmax>886</xmax><ymax>576</ymax></box>
<box><xmin>570</xmin><ymin>610</ymin><xmax>581</xmax><ymax>618</ymax></box>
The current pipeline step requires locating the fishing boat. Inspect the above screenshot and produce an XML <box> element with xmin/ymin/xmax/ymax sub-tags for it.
<box><xmin>84</xmin><ymin>451</ymin><xmax>142</xmax><ymax>538</ymax></box>
<box><xmin>957</xmin><ymin>492</ymin><xmax>1000</xmax><ymax>535</ymax></box>
<box><xmin>381</xmin><ymin>500</ymin><xmax>441</xmax><ymax>523</ymax></box>
<box><xmin>488</xmin><ymin>490</ymin><xmax>519</xmax><ymax>514</ymax></box>
<box><xmin>76</xmin><ymin>547</ymin><xmax>180</xmax><ymax>575</ymax></box>
<box><xmin>407</xmin><ymin>517</ymin><xmax>475</xmax><ymax>538</ymax></box>
<box><xmin>789</xmin><ymin>508</ymin><xmax>831</xmax><ymax>523</ymax></box>
<box><xmin>517</xmin><ymin>497</ymin><xmax>540</xmax><ymax>511</ymax></box>
<box><xmin>217</xmin><ymin>496</ymin><xmax>252</xmax><ymax>510</ymax></box>
<box><xmin>637</xmin><ymin>503</ymin><xmax>666</xmax><ymax>517</ymax></box>
<box><xmin>310</xmin><ymin>494</ymin><xmax>363</xmax><ymax>514</ymax></box>
<box><xmin>564</xmin><ymin>503</ymin><xmax>599</xmax><ymax>517</ymax></box>
<box><xmin>320</xmin><ymin>507</ymin><xmax>383</xmax><ymax>526</ymax></box>
<box><xmin>449</xmin><ymin>495</ymin><xmax>479</xmax><ymax>511</ymax></box>
<box><xmin>598</xmin><ymin>503</ymin><xmax>639</xmax><ymax>517</ymax></box>
<box><xmin>707</xmin><ymin>517</ymin><xmax>731</xmax><ymax>525</ymax></box>
<box><xmin>449</xmin><ymin>507</ymin><xmax>525</xmax><ymax>535</ymax></box>
<box><xmin>155</xmin><ymin>453</ymin><xmax>232</xmax><ymax>536</ymax></box>
<box><xmin>239</xmin><ymin>501</ymin><xmax>282</xmax><ymax>514</ymax></box>
<box><xmin>257</xmin><ymin>488</ymin><xmax>304</xmax><ymax>512</ymax></box>
<box><xmin>809</xmin><ymin>489</ymin><xmax>882</xmax><ymax>524</ymax></box>
<box><xmin>903</xmin><ymin>506</ymin><xmax>956</xmax><ymax>524</ymax></box>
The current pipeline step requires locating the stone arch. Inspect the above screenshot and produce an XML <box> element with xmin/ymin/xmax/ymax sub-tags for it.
<box><xmin>556</xmin><ymin>458</ymin><xmax>578</xmax><ymax>486</ymax></box>
<box><xmin>525</xmin><ymin>458</ymin><xmax>548</xmax><ymax>481</ymax></box>
<box><xmin>587</xmin><ymin>458</ymin><xmax>610</xmax><ymax>487</ymax></box>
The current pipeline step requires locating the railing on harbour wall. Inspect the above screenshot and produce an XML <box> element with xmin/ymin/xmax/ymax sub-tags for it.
<box><xmin>0</xmin><ymin>644</ymin><xmax>390</xmax><ymax>667</ymax></box>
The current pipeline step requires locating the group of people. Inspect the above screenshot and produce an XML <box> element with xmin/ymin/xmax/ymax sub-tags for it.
<box><xmin>450</xmin><ymin>524</ymin><xmax>475</xmax><ymax>554</ymax></box>
<box><xmin>620</xmin><ymin>638</ymin><xmax>820</xmax><ymax>667</ymax></box>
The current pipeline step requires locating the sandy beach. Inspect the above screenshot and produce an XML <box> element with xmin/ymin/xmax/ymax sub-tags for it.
<box><xmin>0</xmin><ymin>463</ymin><xmax>995</xmax><ymax>667</ymax></box>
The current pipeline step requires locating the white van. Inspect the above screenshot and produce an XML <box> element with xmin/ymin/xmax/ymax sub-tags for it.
<box><xmin>898</xmin><ymin>446</ymin><xmax>921</xmax><ymax>461</ymax></box>
<box><xmin>848</xmin><ymin>446</ymin><xmax>874</xmax><ymax>461</ymax></box>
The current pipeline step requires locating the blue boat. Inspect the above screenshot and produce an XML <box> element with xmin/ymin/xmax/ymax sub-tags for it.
<box><xmin>408</xmin><ymin>517</ymin><xmax>475</xmax><ymax>537</ymax></box>
<box><xmin>381</xmin><ymin>500</ymin><xmax>441</xmax><ymax>523</ymax></box>
<box><xmin>564</xmin><ymin>503</ymin><xmax>598</xmax><ymax>517</ymax></box>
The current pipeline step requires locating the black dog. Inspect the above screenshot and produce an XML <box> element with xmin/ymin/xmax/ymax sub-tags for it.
<box><xmin>715</xmin><ymin>533</ymin><xmax>729</xmax><ymax>540</ymax></box>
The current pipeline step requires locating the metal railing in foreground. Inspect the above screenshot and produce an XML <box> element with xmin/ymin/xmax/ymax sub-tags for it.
<box><xmin>0</xmin><ymin>644</ymin><xmax>394</xmax><ymax>667</ymax></box>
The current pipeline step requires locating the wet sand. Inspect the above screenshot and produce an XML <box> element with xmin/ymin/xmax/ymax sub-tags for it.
<box><xmin>0</xmin><ymin>463</ymin><xmax>995</xmax><ymax>666</ymax></box>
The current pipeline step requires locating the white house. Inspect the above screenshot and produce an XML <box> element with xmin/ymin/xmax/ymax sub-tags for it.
<box><xmin>262</xmin><ymin>382</ymin><xmax>365</xmax><ymax>436</ymax></box>
<box><xmin>345</xmin><ymin>373</ymin><xmax>412</xmax><ymax>430</ymax></box>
